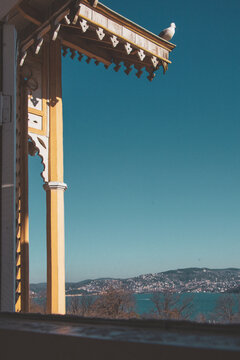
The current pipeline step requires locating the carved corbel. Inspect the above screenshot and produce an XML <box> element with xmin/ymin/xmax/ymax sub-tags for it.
<box><xmin>96</xmin><ymin>27</ymin><xmax>105</xmax><ymax>40</ymax></box>
<box><xmin>64</xmin><ymin>15</ymin><xmax>71</xmax><ymax>24</ymax></box>
<box><xmin>52</xmin><ymin>23</ymin><xmax>61</xmax><ymax>41</ymax></box>
<box><xmin>35</xmin><ymin>37</ymin><xmax>43</xmax><ymax>54</ymax></box>
<box><xmin>124</xmin><ymin>42</ymin><xmax>133</xmax><ymax>55</ymax></box>
<box><xmin>151</xmin><ymin>56</ymin><xmax>159</xmax><ymax>68</ymax></box>
<box><xmin>79</xmin><ymin>19</ymin><xmax>89</xmax><ymax>33</ymax></box>
<box><xmin>28</xmin><ymin>133</ymin><xmax>49</xmax><ymax>182</ymax></box>
<box><xmin>110</xmin><ymin>35</ymin><xmax>119</xmax><ymax>48</ymax></box>
<box><xmin>20</xmin><ymin>51</ymin><xmax>27</xmax><ymax>67</ymax></box>
<box><xmin>137</xmin><ymin>49</ymin><xmax>146</xmax><ymax>61</ymax></box>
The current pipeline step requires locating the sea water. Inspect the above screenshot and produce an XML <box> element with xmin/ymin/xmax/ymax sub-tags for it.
<box><xmin>134</xmin><ymin>292</ymin><xmax>224</xmax><ymax>320</ymax></box>
<box><xmin>36</xmin><ymin>293</ymin><xmax>238</xmax><ymax>321</ymax></box>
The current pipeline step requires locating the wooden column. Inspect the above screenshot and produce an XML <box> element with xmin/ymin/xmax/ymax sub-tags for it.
<box><xmin>17</xmin><ymin>82</ymin><xmax>29</xmax><ymax>312</ymax></box>
<box><xmin>44</xmin><ymin>40</ymin><xmax>66</xmax><ymax>314</ymax></box>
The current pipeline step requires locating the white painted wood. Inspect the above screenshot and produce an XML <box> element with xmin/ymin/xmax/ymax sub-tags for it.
<box><xmin>20</xmin><ymin>51</ymin><xmax>27</xmax><ymax>67</ymax></box>
<box><xmin>138</xmin><ymin>49</ymin><xmax>146</xmax><ymax>61</ymax></box>
<box><xmin>92</xmin><ymin>11</ymin><xmax>108</xmax><ymax>28</ymax></box>
<box><xmin>135</xmin><ymin>34</ymin><xmax>148</xmax><ymax>50</ymax></box>
<box><xmin>79</xmin><ymin>4</ymin><xmax>92</xmax><ymax>20</ymax></box>
<box><xmin>122</xmin><ymin>27</ymin><xmax>136</xmax><ymax>43</ymax></box>
<box><xmin>79</xmin><ymin>19</ymin><xmax>89</xmax><ymax>33</ymax></box>
<box><xmin>28</xmin><ymin>113</ymin><xmax>42</xmax><ymax>130</ymax></box>
<box><xmin>96</xmin><ymin>27</ymin><xmax>105</xmax><ymax>40</ymax></box>
<box><xmin>35</xmin><ymin>38</ymin><xmax>44</xmax><ymax>54</ymax></box>
<box><xmin>28</xmin><ymin>133</ymin><xmax>49</xmax><ymax>182</ymax></box>
<box><xmin>110</xmin><ymin>35</ymin><xmax>119</xmax><ymax>48</ymax></box>
<box><xmin>124</xmin><ymin>42</ymin><xmax>132</xmax><ymax>55</ymax></box>
<box><xmin>52</xmin><ymin>24</ymin><xmax>61</xmax><ymax>41</ymax></box>
<box><xmin>78</xmin><ymin>4</ymin><xmax>170</xmax><ymax>62</ymax></box>
<box><xmin>151</xmin><ymin>56</ymin><xmax>159</xmax><ymax>68</ymax></box>
<box><xmin>107</xmin><ymin>20</ymin><xmax>122</xmax><ymax>36</ymax></box>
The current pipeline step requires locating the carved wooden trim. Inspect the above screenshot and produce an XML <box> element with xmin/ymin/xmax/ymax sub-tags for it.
<box><xmin>96</xmin><ymin>27</ymin><xmax>105</xmax><ymax>40</ymax></box>
<box><xmin>28</xmin><ymin>133</ymin><xmax>49</xmax><ymax>182</ymax></box>
<box><xmin>17</xmin><ymin>0</ymin><xmax>174</xmax><ymax>80</ymax></box>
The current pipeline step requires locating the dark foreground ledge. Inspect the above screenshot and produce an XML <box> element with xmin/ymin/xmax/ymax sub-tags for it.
<box><xmin>0</xmin><ymin>313</ymin><xmax>240</xmax><ymax>360</ymax></box>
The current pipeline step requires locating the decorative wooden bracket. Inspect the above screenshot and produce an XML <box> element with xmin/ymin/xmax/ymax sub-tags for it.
<box><xmin>80</xmin><ymin>19</ymin><xmax>89</xmax><ymax>32</ymax></box>
<box><xmin>124</xmin><ymin>42</ymin><xmax>133</xmax><ymax>55</ymax></box>
<box><xmin>110</xmin><ymin>35</ymin><xmax>119</xmax><ymax>48</ymax></box>
<box><xmin>151</xmin><ymin>56</ymin><xmax>159</xmax><ymax>68</ymax></box>
<box><xmin>96</xmin><ymin>27</ymin><xmax>105</xmax><ymax>41</ymax></box>
<box><xmin>28</xmin><ymin>133</ymin><xmax>49</xmax><ymax>182</ymax></box>
<box><xmin>138</xmin><ymin>49</ymin><xmax>146</xmax><ymax>61</ymax></box>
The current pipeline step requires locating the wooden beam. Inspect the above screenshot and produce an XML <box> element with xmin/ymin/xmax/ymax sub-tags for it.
<box><xmin>20</xmin><ymin>0</ymin><xmax>73</xmax><ymax>50</ymax></box>
<box><xmin>17</xmin><ymin>4</ymin><xmax>43</xmax><ymax>26</ymax></box>
<box><xmin>61</xmin><ymin>35</ymin><xmax>112</xmax><ymax>67</ymax></box>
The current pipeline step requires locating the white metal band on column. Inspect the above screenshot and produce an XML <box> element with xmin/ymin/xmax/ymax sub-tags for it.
<box><xmin>43</xmin><ymin>182</ymin><xmax>68</xmax><ymax>191</ymax></box>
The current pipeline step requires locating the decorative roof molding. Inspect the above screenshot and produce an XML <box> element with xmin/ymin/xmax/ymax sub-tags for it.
<box><xmin>78</xmin><ymin>3</ymin><xmax>172</xmax><ymax>62</ymax></box>
<box><xmin>16</xmin><ymin>0</ymin><xmax>175</xmax><ymax>79</ymax></box>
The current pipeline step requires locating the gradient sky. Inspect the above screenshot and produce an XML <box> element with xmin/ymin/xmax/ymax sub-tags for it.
<box><xmin>29</xmin><ymin>0</ymin><xmax>240</xmax><ymax>283</ymax></box>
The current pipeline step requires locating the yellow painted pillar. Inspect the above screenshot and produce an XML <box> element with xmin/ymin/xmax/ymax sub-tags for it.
<box><xmin>44</xmin><ymin>40</ymin><xmax>67</xmax><ymax>314</ymax></box>
<box><xmin>19</xmin><ymin>83</ymin><xmax>30</xmax><ymax>312</ymax></box>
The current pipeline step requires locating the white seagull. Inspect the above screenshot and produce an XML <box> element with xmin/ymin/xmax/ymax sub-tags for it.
<box><xmin>159</xmin><ymin>23</ymin><xmax>176</xmax><ymax>41</ymax></box>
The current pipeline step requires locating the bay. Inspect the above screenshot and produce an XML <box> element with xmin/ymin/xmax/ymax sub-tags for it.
<box><xmin>34</xmin><ymin>292</ymin><xmax>239</xmax><ymax>321</ymax></box>
<box><xmin>134</xmin><ymin>292</ymin><xmax>224</xmax><ymax>320</ymax></box>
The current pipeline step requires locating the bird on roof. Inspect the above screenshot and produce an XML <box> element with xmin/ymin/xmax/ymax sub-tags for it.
<box><xmin>159</xmin><ymin>23</ymin><xmax>176</xmax><ymax>41</ymax></box>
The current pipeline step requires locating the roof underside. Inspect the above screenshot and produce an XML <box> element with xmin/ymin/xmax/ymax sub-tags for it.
<box><xmin>8</xmin><ymin>0</ymin><xmax>176</xmax><ymax>81</ymax></box>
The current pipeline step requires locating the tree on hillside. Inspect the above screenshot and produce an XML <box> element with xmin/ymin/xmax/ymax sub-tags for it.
<box><xmin>67</xmin><ymin>295</ymin><xmax>94</xmax><ymax>316</ymax></box>
<box><xmin>90</xmin><ymin>287</ymin><xmax>137</xmax><ymax>319</ymax></box>
<box><xmin>151</xmin><ymin>292</ymin><xmax>194</xmax><ymax>320</ymax></box>
<box><xmin>213</xmin><ymin>294</ymin><xmax>238</xmax><ymax>323</ymax></box>
<box><xmin>67</xmin><ymin>287</ymin><xmax>138</xmax><ymax>319</ymax></box>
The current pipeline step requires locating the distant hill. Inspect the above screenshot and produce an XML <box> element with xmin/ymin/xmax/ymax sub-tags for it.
<box><xmin>30</xmin><ymin>267</ymin><xmax>240</xmax><ymax>297</ymax></box>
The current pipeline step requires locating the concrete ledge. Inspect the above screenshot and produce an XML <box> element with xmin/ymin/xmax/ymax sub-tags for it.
<box><xmin>0</xmin><ymin>313</ymin><xmax>240</xmax><ymax>360</ymax></box>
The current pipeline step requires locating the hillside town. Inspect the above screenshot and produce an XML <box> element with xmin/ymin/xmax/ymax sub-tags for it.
<box><xmin>60</xmin><ymin>268</ymin><xmax>240</xmax><ymax>297</ymax></box>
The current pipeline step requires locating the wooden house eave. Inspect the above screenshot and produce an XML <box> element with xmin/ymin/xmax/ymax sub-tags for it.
<box><xmin>9</xmin><ymin>0</ymin><xmax>176</xmax><ymax>81</ymax></box>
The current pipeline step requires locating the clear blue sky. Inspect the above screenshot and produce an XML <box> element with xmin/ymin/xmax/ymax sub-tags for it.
<box><xmin>29</xmin><ymin>0</ymin><xmax>240</xmax><ymax>283</ymax></box>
